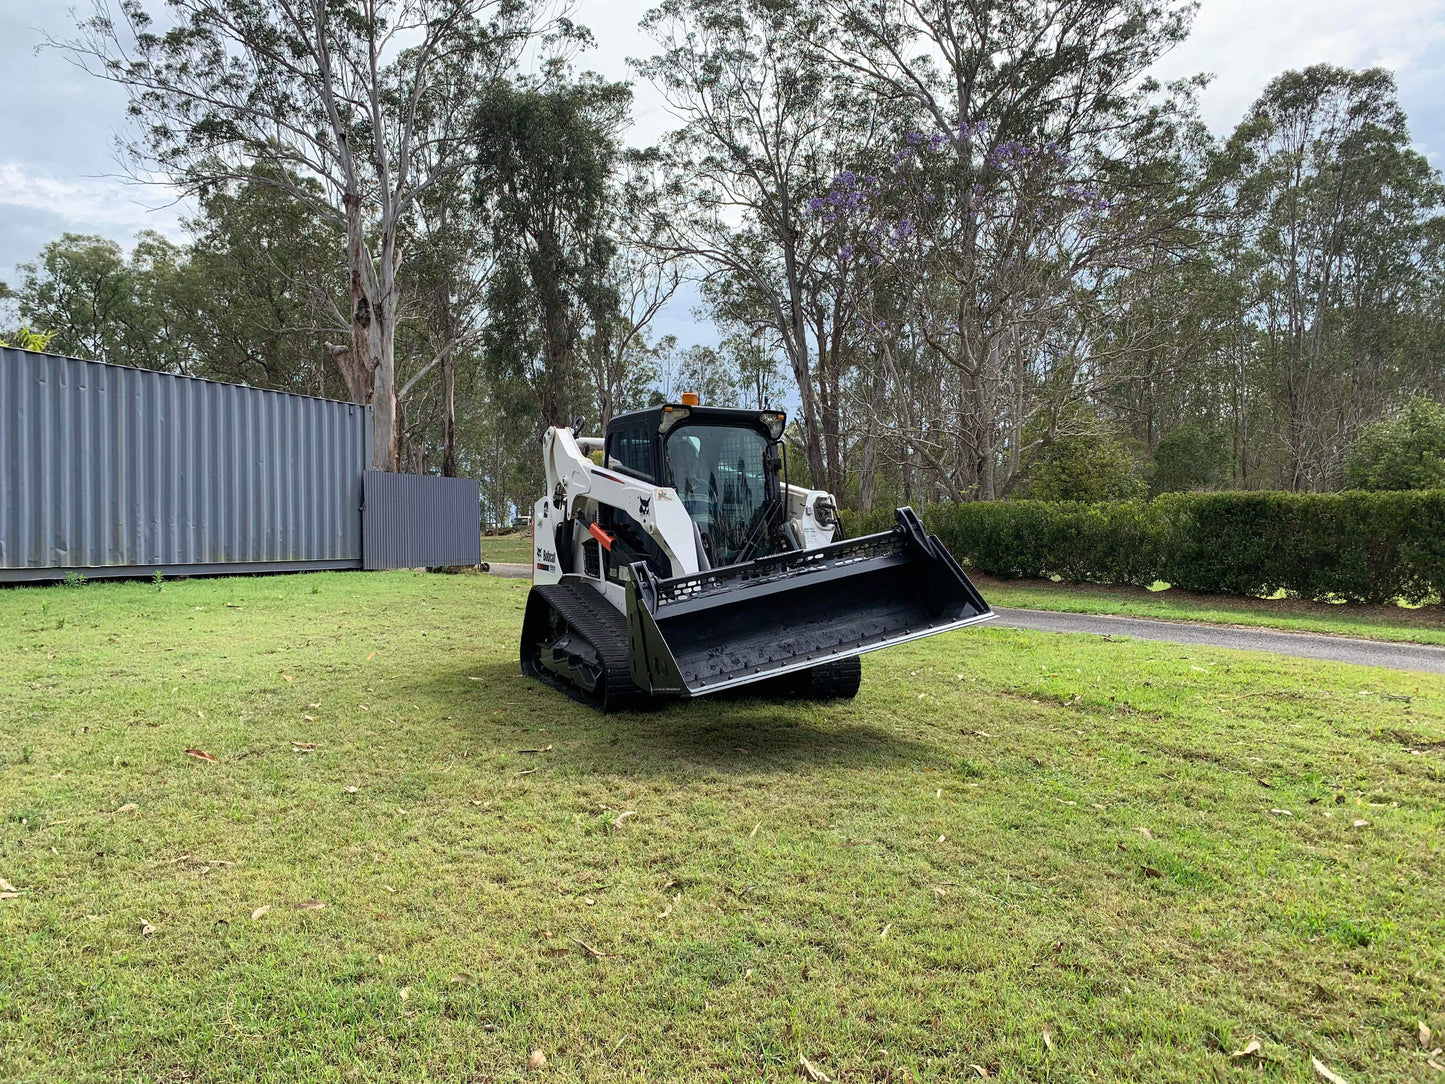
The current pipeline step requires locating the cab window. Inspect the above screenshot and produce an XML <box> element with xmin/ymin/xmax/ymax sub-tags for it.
<box><xmin>608</xmin><ymin>426</ymin><xmax>656</xmax><ymax>481</ymax></box>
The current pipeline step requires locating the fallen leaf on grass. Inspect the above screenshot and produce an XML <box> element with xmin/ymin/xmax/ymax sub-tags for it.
<box><xmin>1042</xmin><ymin>1026</ymin><xmax>1055</xmax><ymax>1052</ymax></box>
<box><xmin>0</xmin><ymin>892</ymin><xmax>20</xmax><ymax>901</ymax></box>
<box><xmin>250</xmin><ymin>905</ymin><xmax>270</xmax><ymax>920</ymax></box>
<box><xmin>515</xmin><ymin>768</ymin><xmax>538</xmax><ymax>776</ymax></box>
<box><xmin>750</xmin><ymin>822</ymin><xmax>761</xmax><ymax>838</ymax></box>
<box><xmin>1269</xmin><ymin>808</ymin><xmax>1294</xmax><ymax>817</ymax></box>
<box><xmin>282</xmin><ymin>674</ymin><xmax>294</xmax><ymax>683</ymax></box>
<box><xmin>296</xmin><ymin>900</ymin><xmax>326</xmax><ymax>911</ymax></box>
<box><xmin>1143</xmin><ymin>866</ymin><xmax>1164</xmax><ymax>879</ymax></box>
<box><xmin>518</xmin><ymin>745</ymin><xmax>553</xmax><ymax>754</ymax></box>
<box><xmin>937</xmin><ymin>834</ymin><xmax>946</xmax><ymax>844</ymax></box>
<box><xmin>292</xmin><ymin>740</ymin><xmax>319</xmax><ymax>749</ymax></box>
<box><xmin>1135</xmin><ymin>826</ymin><xmax>1153</xmax><ymax>840</ymax></box>
<box><xmin>527</xmin><ymin>1050</ymin><xmax>547</xmax><ymax>1071</ymax></box>
<box><xmin>1427</xmin><ymin>1059</ymin><xmax>1444</xmax><ymax>1072</ymax></box>
<box><xmin>1421</xmin><ymin>1022</ymin><xmax>1433</xmax><ymax>1048</ymax></box>
<box><xmin>613</xmin><ymin>811</ymin><xmax>636</xmax><ymax>828</ymax></box>
<box><xmin>185</xmin><ymin>749</ymin><xmax>217</xmax><ymax>763</ymax></box>
<box><xmin>113</xmin><ymin>803</ymin><xmax>139</xmax><ymax>814</ymax></box>
<box><xmin>969</xmin><ymin>1065</ymin><xmax>990</xmax><ymax>1078</ymax></box>
<box><xmin>367</xmin><ymin>652</ymin><xmax>377</xmax><ymax>661</ymax></box>
<box><xmin>0</xmin><ymin>878</ymin><xmax>17</xmax><ymax>893</ymax></box>
<box><xmin>344</xmin><ymin>786</ymin><xmax>359</xmax><ymax>794</ymax></box>
<box><xmin>1311</xmin><ymin>1057</ymin><xmax>1350</xmax><ymax>1084</ymax></box>
<box><xmin>798</xmin><ymin>1055</ymin><xmax>831</xmax><ymax>1082</ymax></box>
<box><xmin>932</xmin><ymin>886</ymin><xmax>948</xmax><ymax>898</ymax></box>
<box><xmin>880</xmin><ymin>923</ymin><xmax>892</xmax><ymax>940</ymax></box>
<box><xmin>1352</xmin><ymin>819</ymin><xmax>1370</xmax><ymax>828</ymax></box>
<box><xmin>1257</xmin><ymin>778</ymin><xmax>1272</xmax><ymax>788</ymax></box>
<box><xmin>1231</xmin><ymin>1039</ymin><xmax>1262</xmax><ymax>1058</ymax></box>
<box><xmin>399</xmin><ymin>986</ymin><xmax>410</xmax><ymax>1001</ymax></box>
<box><xmin>140</xmin><ymin>920</ymin><xmax>156</xmax><ymax>936</ymax></box>
<box><xmin>973</xmin><ymin>730</ymin><xmax>995</xmax><ymax>738</ymax></box>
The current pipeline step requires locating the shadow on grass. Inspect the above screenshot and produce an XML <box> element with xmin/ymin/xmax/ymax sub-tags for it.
<box><xmin>412</xmin><ymin>661</ymin><xmax>948</xmax><ymax>778</ymax></box>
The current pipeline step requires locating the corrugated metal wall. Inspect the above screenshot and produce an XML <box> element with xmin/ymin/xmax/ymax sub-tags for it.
<box><xmin>0</xmin><ymin>348</ymin><xmax>369</xmax><ymax>581</ymax></box>
<box><xmin>363</xmin><ymin>471</ymin><xmax>481</xmax><ymax>569</ymax></box>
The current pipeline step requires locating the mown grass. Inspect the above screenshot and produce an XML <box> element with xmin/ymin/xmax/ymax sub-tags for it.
<box><xmin>977</xmin><ymin>576</ymin><xmax>1445</xmax><ymax>646</ymax></box>
<box><xmin>482</xmin><ymin>531</ymin><xmax>534</xmax><ymax>565</ymax></box>
<box><xmin>1</xmin><ymin>571</ymin><xmax>1442</xmax><ymax>1083</ymax></box>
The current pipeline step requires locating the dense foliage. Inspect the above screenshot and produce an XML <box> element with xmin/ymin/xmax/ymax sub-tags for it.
<box><xmin>1344</xmin><ymin>398</ymin><xmax>1445</xmax><ymax>492</ymax></box>
<box><xmin>843</xmin><ymin>489</ymin><xmax>1445</xmax><ymax>604</ymax></box>
<box><xmin>3</xmin><ymin>0</ymin><xmax>1441</xmax><ymax>519</ymax></box>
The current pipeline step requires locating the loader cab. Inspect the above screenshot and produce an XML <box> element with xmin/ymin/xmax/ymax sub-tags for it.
<box><xmin>604</xmin><ymin>403</ymin><xmax>789</xmax><ymax>570</ymax></box>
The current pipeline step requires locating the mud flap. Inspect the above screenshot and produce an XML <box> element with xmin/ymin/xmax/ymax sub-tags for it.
<box><xmin>625</xmin><ymin>507</ymin><xmax>994</xmax><ymax>697</ymax></box>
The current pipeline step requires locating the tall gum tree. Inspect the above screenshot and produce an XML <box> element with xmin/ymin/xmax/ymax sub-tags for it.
<box><xmin>58</xmin><ymin>0</ymin><xmax>548</xmax><ymax>469</ymax></box>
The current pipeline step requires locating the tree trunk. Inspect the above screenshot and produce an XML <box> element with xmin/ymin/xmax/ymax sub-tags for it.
<box><xmin>442</xmin><ymin>347</ymin><xmax>457</xmax><ymax>478</ymax></box>
<box><xmin>342</xmin><ymin>191</ymin><xmax>398</xmax><ymax>471</ymax></box>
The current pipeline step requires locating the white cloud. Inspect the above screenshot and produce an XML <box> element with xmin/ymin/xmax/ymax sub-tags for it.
<box><xmin>1153</xmin><ymin>0</ymin><xmax>1445</xmax><ymax>148</ymax></box>
<box><xmin>0</xmin><ymin>162</ymin><xmax>188</xmax><ymax>238</ymax></box>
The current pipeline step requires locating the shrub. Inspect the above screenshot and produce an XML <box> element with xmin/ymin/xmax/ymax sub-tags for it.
<box><xmin>1024</xmin><ymin>431</ymin><xmax>1145</xmax><ymax>501</ymax></box>
<box><xmin>1344</xmin><ymin>398</ymin><xmax>1445</xmax><ymax>491</ymax></box>
<box><xmin>841</xmin><ymin>490</ymin><xmax>1445</xmax><ymax>604</ymax></box>
<box><xmin>1151</xmin><ymin>425</ymin><xmax>1230</xmax><ymax>494</ymax></box>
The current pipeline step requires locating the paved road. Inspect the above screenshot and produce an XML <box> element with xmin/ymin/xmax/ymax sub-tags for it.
<box><xmin>487</xmin><ymin>562</ymin><xmax>531</xmax><ymax>579</ymax></box>
<box><xmin>991</xmin><ymin>607</ymin><xmax>1445</xmax><ymax>675</ymax></box>
<box><xmin>485</xmin><ymin>565</ymin><xmax>1445</xmax><ymax>675</ymax></box>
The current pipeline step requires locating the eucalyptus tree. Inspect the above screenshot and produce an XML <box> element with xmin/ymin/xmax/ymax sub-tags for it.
<box><xmin>1227</xmin><ymin>65</ymin><xmax>1445</xmax><ymax>490</ymax></box>
<box><xmin>59</xmin><ymin>0</ymin><xmax>555</xmax><ymax>469</ymax></box>
<box><xmin>635</xmin><ymin>0</ymin><xmax>889</xmax><ymax>493</ymax></box>
<box><xmin>811</xmin><ymin>0</ymin><xmax>1207</xmax><ymax>500</ymax></box>
<box><xmin>472</xmin><ymin>74</ymin><xmax>630</xmax><ymax>428</ymax></box>
<box><xmin>181</xmin><ymin>170</ymin><xmax>348</xmax><ymax>396</ymax></box>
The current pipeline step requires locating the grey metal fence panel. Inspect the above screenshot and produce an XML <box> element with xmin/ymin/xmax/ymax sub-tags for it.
<box><xmin>0</xmin><ymin>348</ymin><xmax>369</xmax><ymax>580</ymax></box>
<box><xmin>363</xmin><ymin>471</ymin><xmax>481</xmax><ymax>570</ymax></box>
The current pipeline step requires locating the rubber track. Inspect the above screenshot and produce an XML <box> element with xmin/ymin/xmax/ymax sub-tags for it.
<box><xmin>523</xmin><ymin>581</ymin><xmax>649</xmax><ymax>713</ymax></box>
<box><xmin>803</xmin><ymin>655</ymin><xmax>862</xmax><ymax>699</ymax></box>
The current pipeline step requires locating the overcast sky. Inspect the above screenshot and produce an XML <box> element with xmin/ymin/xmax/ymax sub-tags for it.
<box><xmin>2</xmin><ymin>0</ymin><xmax>1441</xmax><ymax>348</ymax></box>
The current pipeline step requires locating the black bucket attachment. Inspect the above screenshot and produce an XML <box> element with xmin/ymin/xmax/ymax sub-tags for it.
<box><xmin>624</xmin><ymin>507</ymin><xmax>994</xmax><ymax>697</ymax></box>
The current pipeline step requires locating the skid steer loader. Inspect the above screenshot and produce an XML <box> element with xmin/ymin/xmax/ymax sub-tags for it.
<box><xmin>520</xmin><ymin>399</ymin><xmax>994</xmax><ymax>710</ymax></box>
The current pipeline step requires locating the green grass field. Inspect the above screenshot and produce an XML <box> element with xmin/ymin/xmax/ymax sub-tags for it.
<box><xmin>977</xmin><ymin>576</ymin><xmax>1445</xmax><ymax>646</ymax></box>
<box><xmin>482</xmin><ymin>531</ymin><xmax>534</xmax><ymax>565</ymax></box>
<box><xmin>2</xmin><ymin>571</ymin><xmax>1442</xmax><ymax>1082</ymax></box>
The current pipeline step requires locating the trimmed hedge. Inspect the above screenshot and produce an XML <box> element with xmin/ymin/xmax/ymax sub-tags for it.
<box><xmin>839</xmin><ymin>490</ymin><xmax>1445</xmax><ymax>604</ymax></box>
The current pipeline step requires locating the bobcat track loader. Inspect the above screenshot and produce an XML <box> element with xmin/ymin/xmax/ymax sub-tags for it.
<box><xmin>520</xmin><ymin>400</ymin><xmax>994</xmax><ymax>710</ymax></box>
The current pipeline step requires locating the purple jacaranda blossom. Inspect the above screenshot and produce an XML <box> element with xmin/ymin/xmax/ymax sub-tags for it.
<box><xmin>839</xmin><ymin>243</ymin><xmax>855</xmax><ymax>259</ymax></box>
<box><xmin>906</xmin><ymin>131</ymin><xmax>925</xmax><ymax>144</ymax></box>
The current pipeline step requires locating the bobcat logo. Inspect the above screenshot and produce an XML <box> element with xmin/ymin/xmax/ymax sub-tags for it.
<box><xmin>638</xmin><ymin>496</ymin><xmax>652</xmax><ymax>517</ymax></box>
